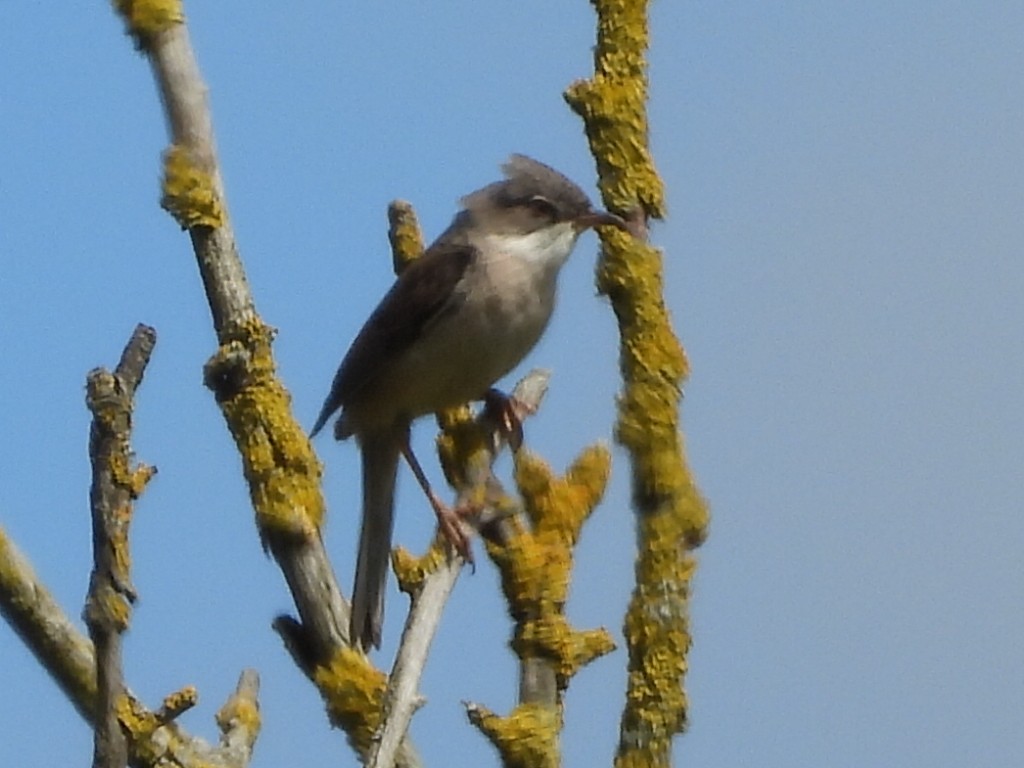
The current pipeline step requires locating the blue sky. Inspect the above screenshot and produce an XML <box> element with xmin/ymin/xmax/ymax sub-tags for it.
<box><xmin>2</xmin><ymin>2</ymin><xmax>1022</xmax><ymax>766</ymax></box>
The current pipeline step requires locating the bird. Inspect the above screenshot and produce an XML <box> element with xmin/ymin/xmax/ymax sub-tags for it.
<box><xmin>310</xmin><ymin>154</ymin><xmax>628</xmax><ymax>649</ymax></box>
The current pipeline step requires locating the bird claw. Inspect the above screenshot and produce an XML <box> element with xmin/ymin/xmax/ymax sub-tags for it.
<box><xmin>430</xmin><ymin>493</ymin><xmax>477</xmax><ymax>569</ymax></box>
<box><xmin>483</xmin><ymin>388</ymin><xmax>533</xmax><ymax>451</ymax></box>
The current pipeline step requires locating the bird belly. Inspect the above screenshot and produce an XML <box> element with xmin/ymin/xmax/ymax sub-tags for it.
<box><xmin>384</xmin><ymin>260</ymin><xmax>555</xmax><ymax>419</ymax></box>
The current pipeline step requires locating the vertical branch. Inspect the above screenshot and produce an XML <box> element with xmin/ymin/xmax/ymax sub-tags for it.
<box><xmin>464</xmin><ymin>441</ymin><xmax>617</xmax><ymax>768</ymax></box>
<box><xmin>566</xmin><ymin>2</ymin><xmax>710</xmax><ymax>766</ymax></box>
<box><xmin>84</xmin><ymin>324</ymin><xmax>158</xmax><ymax>768</ymax></box>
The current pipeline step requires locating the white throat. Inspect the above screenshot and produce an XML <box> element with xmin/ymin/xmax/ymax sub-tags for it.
<box><xmin>482</xmin><ymin>221</ymin><xmax>579</xmax><ymax>272</ymax></box>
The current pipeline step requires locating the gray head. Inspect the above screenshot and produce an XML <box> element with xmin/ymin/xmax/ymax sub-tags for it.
<box><xmin>456</xmin><ymin>154</ymin><xmax>627</xmax><ymax>237</ymax></box>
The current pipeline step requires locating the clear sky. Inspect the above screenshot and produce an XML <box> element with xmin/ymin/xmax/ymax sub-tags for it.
<box><xmin>2</xmin><ymin>2</ymin><xmax>1022</xmax><ymax>767</ymax></box>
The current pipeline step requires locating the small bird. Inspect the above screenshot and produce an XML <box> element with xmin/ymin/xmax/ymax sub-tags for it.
<box><xmin>311</xmin><ymin>155</ymin><xmax>627</xmax><ymax>649</ymax></box>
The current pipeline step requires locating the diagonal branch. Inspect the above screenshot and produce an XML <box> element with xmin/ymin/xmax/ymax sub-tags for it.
<box><xmin>0</xmin><ymin>525</ymin><xmax>259</xmax><ymax>767</ymax></box>
<box><xmin>109</xmin><ymin>6</ymin><xmax>419</xmax><ymax>765</ymax></box>
<box><xmin>0</xmin><ymin>527</ymin><xmax>98</xmax><ymax>723</ymax></box>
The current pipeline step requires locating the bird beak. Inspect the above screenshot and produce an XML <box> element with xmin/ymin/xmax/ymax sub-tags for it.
<box><xmin>575</xmin><ymin>209</ymin><xmax>630</xmax><ymax>233</ymax></box>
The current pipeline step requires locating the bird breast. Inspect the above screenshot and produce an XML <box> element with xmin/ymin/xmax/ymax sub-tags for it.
<box><xmin>383</xmin><ymin>248</ymin><xmax>560</xmax><ymax>419</ymax></box>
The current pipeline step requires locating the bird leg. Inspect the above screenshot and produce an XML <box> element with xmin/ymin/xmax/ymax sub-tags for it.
<box><xmin>399</xmin><ymin>438</ymin><xmax>475</xmax><ymax>565</ymax></box>
<box><xmin>483</xmin><ymin>387</ymin><xmax>534</xmax><ymax>451</ymax></box>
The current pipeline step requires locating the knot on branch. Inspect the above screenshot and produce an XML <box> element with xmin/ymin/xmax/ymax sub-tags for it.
<box><xmin>215</xmin><ymin>670</ymin><xmax>261</xmax><ymax>746</ymax></box>
<box><xmin>203</xmin><ymin>339</ymin><xmax>257</xmax><ymax>402</ymax></box>
<box><xmin>161</xmin><ymin>144</ymin><xmax>225</xmax><ymax>230</ymax></box>
<box><xmin>83</xmin><ymin>580</ymin><xmax>133</xmax><ymax>631</ymax></box>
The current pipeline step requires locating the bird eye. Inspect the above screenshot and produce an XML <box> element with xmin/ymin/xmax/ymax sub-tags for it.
<box><xmin>527</xmin><ymin>195</ymin><xmax>559</xmax><ymax>220</ymax></box>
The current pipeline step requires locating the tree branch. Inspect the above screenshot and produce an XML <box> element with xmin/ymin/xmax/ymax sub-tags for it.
<box><xmin>0</xmin><ymin>527</ymin><xmax>98</xmax><ymax>723</ymax></box>
<box><xmin>1</xmin><ymin>523</ymin><xmax>260</xmax><ymax>767</ymax></box>
<box><xmin>565</xmin><ymin>1</ymin><xmax>710</xmax><ymax>765</ymax></box>
<box><xmin>369</xmin><ymin>371</ymin><xmax>552</xmax><ymax>768</ymax></box>
<box><xmin>84</xmin><ymin>323</ymin><xmax>157</xmax><ymax>768</ymax></box>
<box><xmin>109</xmin><ymin>5</ymin><xmax>419</xmax><ymax>765</ymax></box>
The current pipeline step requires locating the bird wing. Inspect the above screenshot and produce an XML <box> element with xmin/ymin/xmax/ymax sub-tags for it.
<box><xmin>310</xmin><ymin>243</ymin><xmax>475</xmax><ymax>437</ymax></box>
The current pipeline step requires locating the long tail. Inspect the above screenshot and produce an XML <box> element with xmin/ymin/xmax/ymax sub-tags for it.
<box><xmin>351</xmin><ymin>429</ymin><xmax>402</xmax><ymax>649</ymax></box>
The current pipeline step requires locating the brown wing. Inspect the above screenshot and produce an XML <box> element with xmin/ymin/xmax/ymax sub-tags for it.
<box><xmin>310</xmin><ymin>243</ymin><xmax>475</xmax><ymax>438</ymax></box>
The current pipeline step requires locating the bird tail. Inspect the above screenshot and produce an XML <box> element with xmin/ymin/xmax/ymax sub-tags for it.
<box><xmin>350</xmin><ymin>429</ymin><xmax>402</xmax><ymax>650</ymax></box>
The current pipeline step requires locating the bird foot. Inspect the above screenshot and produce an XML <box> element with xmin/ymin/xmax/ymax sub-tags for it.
<box><xmin>428</xmin><ymin>491</ymin><xmax>477</xmax><ymax>567</ymax></box>
<box><xmin>483</xmin><ymin>388</ymin><xmax>534</xmax><ymax>451</ymax></box>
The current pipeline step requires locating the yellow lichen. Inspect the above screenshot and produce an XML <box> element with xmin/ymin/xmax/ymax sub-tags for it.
<box><xmin>568</xmin><ymin>1</ymin><xmax>710</xmax><ymax>763</ymax></box>
<box><xmin>204</xmin><ymin>319</ymin><xmax>326</xmax><ymax>542</ymax></box>
<box><xmin>468</xmin><ymin>702</ymin><xmax>561</xmax><ymax>768</ymax></box>
<box><xmin>112</xmin><ymin>0</ymin><xmax>183</xmax><ymax>47</ymax></box>
<box><xmin>434</xmin><ymin>405</ymin><xmax>487</xmax><ymax>488</ymax></box>
<box><xmin>564</xmin><ymin>1</ymin><xmax>665</xmax><ymax>219</ymax></box>
<box><xmin>215</xmin><ymin>687</ymin><xmax>260</xmax><ymax>736</ymax></box>
<box><xmin>486</xmin><ymin>447</ymin><xmax>615</xmax><ymax>691</ymax></box>
<box><xmin>392</xmin><ymin>539</ymin><xmax>447</xmax><ymax>595</ymax></box>
<box><xmin>129</xmin><ymin>464</ymin><xmax>157</xmax><ymax>498</ymax></box>
<box><xmin>387</xmin><ymin>200</ymin><xmax>425</xmax><ymax>273</ymax></box>
<box><xmin>313</xmin><ymin>647</ymin><xmax>387</xmax><ymax>756</ymax></box>
<box><xmin>118</xmin><ymin>694</ymin><xmax>163</xmax><ymax>763</ymax></box>
<box><xmin>161</xmin><ymin>144</ymin><xmax>225</xmax><ymax>230</ymax></box>
<box><xmin>161</xmin><ymin>685</ymin><xmax>198</xmax><ymax>720</ymax></box>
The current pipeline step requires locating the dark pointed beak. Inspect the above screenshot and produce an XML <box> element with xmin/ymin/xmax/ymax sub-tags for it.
<box><xmin>575</xmin><ymin>209</ymin><xmax>629</xmax><ymax>233</ymax></box>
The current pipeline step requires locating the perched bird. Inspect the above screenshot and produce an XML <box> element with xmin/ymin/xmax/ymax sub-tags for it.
<box><xmin>311</xmin><ymin>155</ymin><xmax>627</xmax><ymax>649</ymax></box>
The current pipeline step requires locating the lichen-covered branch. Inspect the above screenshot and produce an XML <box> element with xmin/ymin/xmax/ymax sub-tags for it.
<box><xmin>0</xmin><ymin>525</ymin><xmax>259</xmax><ymax>767</ymax></box>
<box><xmin>84</xmin><ymin>323</ymin><xmax>158</xmax><ymax>768</ymax></box>
<box><xmin>465</xmin><ymin>701</ymin><xmax>560</xmax><ymax>768</ymax></box>
<box><xmin>0</xmin><ymin>527</ymin><xmax>99</xmax><ymax>722</ymax></box>
<box><xmin>108</xmin><ymin>4</ymin><xmax>418</xmax><ymax>764</ymax></box>
<box><xmin>466</xmin><ymin>446</ymin><xmax>616</xmax><ymax>766</ymax></box>
<box><xmin>566</xmin><ymin>1</ymin><xmax>710</xmax><ymax>766</ymax></box>
<box><xmin>374</xmin><ymin>370</ymin><xmax>553</xmax><ymax>768</ymax></box>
